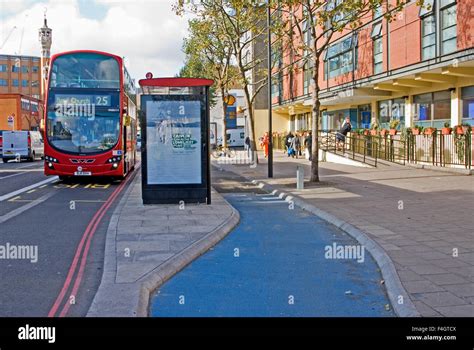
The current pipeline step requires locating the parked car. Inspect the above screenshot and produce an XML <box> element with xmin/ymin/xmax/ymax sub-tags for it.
<box><xmin>1</xmin><ymin>130</ymin><xmax>44</xmax><ymax>163</ymax></box>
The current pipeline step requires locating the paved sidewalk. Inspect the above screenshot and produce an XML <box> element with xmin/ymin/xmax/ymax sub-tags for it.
<box><xmin>87</xmin><ymin>173</ymin><xmax>239</xmax><ymax>317</ymax></box>
<box><xmin>216</xmin><ymin>152</ymin><xmax>474</xmax><ymax>317</ymax></box>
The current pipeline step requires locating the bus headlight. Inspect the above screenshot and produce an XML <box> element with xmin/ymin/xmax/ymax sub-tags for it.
<box><xmin>48</xmin><ymin>162</ymin><xmax>53</xmax><ymax>168</ymax></box>
<box><xmin>112</xmin><ymin>163</ymin><xmax>118</xmax><ymax>169</ymax></box>
<box><xmin>107</xmin><ymin>156</ymin><xmax>121</xmax><ymax>164</ymax></box>
<box><xmin>45</xmin><ymin>156</ymin><xmax>59</xmax><ymax>163</ymax></box>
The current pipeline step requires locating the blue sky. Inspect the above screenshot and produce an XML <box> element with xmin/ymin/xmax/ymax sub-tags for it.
<box><xmin>0</xmin><ymin>0</ymin><xmax>190</xmax><ymax>80</ymax></box>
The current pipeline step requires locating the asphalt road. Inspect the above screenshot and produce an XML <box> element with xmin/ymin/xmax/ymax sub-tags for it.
<box><xmin>150</xmin><ymin>167</ymin><xmax>395</xmax><ymax>316</ymax></box>
<box><xmin>0</xmin><ymin>159</ymin><xmax>137</xmax><ymax>317</ymax></box>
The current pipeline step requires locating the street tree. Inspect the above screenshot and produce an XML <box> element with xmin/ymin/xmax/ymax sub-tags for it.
<box><xmin>176</xmin><ymin>0</ymin><xmax>269</xmax><ymax>161</ymax></box>
<box><xmin>274</xmin><ymin>0</ymin><xmax>425</xmax><ymax>182</ymax></box>
<box><xmin>180</xmin><ymin>18</ymin><xmax>238</xmax><ymax>148</ymax></box>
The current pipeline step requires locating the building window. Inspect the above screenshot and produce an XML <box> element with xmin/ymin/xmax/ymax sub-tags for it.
<box><xmin>0</xmin><ymin>79</ymin><xmax>8</xmax><ymax>86</ymax></box>
<box><xmin>12</xmin><ymin>79</ymin><xmax>19</xmax><ymax>87</ymax></box>
<box><xmin>413</xmin><ymin>90</ymin><xmax>451</xmax><ymax>128</ymax></box>
<box><xmin>21</xmin><ymin>100</ymin><xmax>30</xmax><ymax>111</ymax></box>
<box><xmin>271</xmin><ymin>75</ymin><xmax>280</xmax><ymax>99</ymax></box>
<box><xmin>303</xmin><ymin>61</ymin><xmax>312</xmax><ymax>95</ymax></box>
<box><xmin>371</xmin><ymin>21</ymin><xmax>383</xmax><ymax>74</ymax></box>
<box><xmin>21</xmin><ymin>79</ymin><xmax>29</xmax><ymax>87</ymax></box>
<box><xmin>21</xmin><ymin>66</ymin><xmax>29</xmax><ymax>73</ymax></box>
<box><xmin>0</xmin><ymin>64</ymin><xmax>7</xmax><ymax>72</ymax></box>
<box><xmin>12</xmin><ymin>65</ymin><xmax>20</xmax><ymax>73</ymax></box>
<box><xmin>461</xmin><ymin>86</ymin><xmax>474</xmax><ymax>125</ymax></box>
<box><xmin>377</xmin><ymin>99</ymin><xmax>406</xmax><ymax>129</ymax></box>
<box><xmin>358</xmin><ymin>104</ymin><xmax>371</xmax><ymax>129</ymax></box>
<box><xmin>295</xmin><ymin>113</ymin><xmax>310</xmax><ymax>131</ymax></box>
<box><xmin>302</xmin><ymin>6</ymin><xmax>312</xmax><ymax>56</ymax></box>
<box><xmin>322</xmin><ymin>109</ymin><xmax>355</xmax><ymax>131</ymax></box>
<box><xmin>32</xmin><ymin>57</ymin><xmax>40</xmax><ymax>62</ymax></box>
<box><xmin>373</xmin><ymin>4</ymin><xmax>383</xmax><ymax>19</ymax></box>
<box><xmin>440</xmin><ymin>0</ymin><xmax>457</xmax><ymax>55</ymax></box>
<box><xmin>373</xmin><ymin>37</ymin><xmax>383</xmax><ymax>74</ymax></box>
<box><xmin>32</xmin><ymin>66</ymin><xmax>39</xmax><ymax>73</ymax></box>
<box><xmin>325</xmin><ymin>34</ymin><xmax>357</xmax><ymax>79</ymax></box>
<box><xmin>421</xmin><ymin>15</ymin><xmax>436</xmax><ymax>60</ymax></box>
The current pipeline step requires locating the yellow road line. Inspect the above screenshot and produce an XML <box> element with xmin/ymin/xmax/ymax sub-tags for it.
<box><xmin>27</xmin><ymin>189</ymin><xmax>36</xmax><ymax>194</ymax></box>
<box><xmin>8</xmin><ymin>196</ymin><xmax>21</xmax><ymax>202</ymax></box>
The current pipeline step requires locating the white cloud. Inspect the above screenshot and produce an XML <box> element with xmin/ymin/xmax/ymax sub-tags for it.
<box><xmin>0</xmin><ymin>0</ymin><xmax>190</xmax><ymax>82</ymax></box>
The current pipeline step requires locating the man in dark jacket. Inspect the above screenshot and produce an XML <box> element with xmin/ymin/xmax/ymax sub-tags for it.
<box><xmin>336</xmin><ymin>117</ymin><xmax>352</xmax><ymax>150</ymax></box>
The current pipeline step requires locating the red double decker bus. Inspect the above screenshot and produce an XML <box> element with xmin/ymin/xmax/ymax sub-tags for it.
<box><xmin>43</xmin><ymin>50</ymin><xmax>137</xmax><ymax>180</ymax></box>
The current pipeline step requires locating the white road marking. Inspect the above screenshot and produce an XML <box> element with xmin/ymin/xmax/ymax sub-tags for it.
<box><xmin>0</xmin><ymin>172</ymin><xmax>25</xmax><ymax>180</ymax></box>
<box><xmin>0</xmin><ymin>177</ymin><xmax>58</xmax><ymax>202</ymax></box>
<box><xmin>0</xmin><ymin>191</ymin><xmax>57</xmax><ymax>224</ymax></box>
<box><xmin>254</xmin><ymin>201</ymin><xmax>287</xmax><ymax>204</ymax></box>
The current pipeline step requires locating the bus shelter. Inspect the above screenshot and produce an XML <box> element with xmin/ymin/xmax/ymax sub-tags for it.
<box><xmin>138</xmin><ymin>76</ymin><xmax>213</xmax><ymax>204</ymax></box>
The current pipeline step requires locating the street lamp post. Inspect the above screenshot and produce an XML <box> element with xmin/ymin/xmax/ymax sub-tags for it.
<box><xmin>267</xmin><ymin>3</ymin><xmax>273</xmax><ymax>178</ymax></box>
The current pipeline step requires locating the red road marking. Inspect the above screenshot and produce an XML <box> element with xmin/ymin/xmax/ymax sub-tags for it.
<box><xmin>48</xmin><ymin>166</ymin><xmax>139</xmax><ymax>317</ymax></box>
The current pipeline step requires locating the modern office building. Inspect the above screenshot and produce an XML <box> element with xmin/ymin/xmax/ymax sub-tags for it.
<box><xmin>271</xmin><ymin>0</ymin><xmax>474</xmax><ymax>133</ymax></box>
<box><xmin>0</xmin><ymin>54</ymin><xmax>42</xmax><ymax>100</ymax></box>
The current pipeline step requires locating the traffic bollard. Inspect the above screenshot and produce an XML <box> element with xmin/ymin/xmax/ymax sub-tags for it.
<box><xmin>297</xmin><ymin>165</ymin><xmax>304</xmax><ymax>190</ymax></box>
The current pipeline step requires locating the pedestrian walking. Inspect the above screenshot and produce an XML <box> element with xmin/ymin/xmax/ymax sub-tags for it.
<box><xmin>336</xmin><ymin>117</ymin><xmax>352</xmax><ymax>150</ymax></box>
<box><xmin>244</xmin><ymin>136</ymin><xmax>251</xmax><ymax>157</ymax></box>
<box><xmin>289</xmin><ymin>135</ymin><xmax>299</xmax><ymax>158</ymax></box>
<box><xmin>262</xmin><ymin>132</ymin><xmax>270</xmax><ymax>158</ymax></box>
<box><xmin>285</xmin><ymin>132</ymin><xmax>293</xmax><ymax>157</ymax></box>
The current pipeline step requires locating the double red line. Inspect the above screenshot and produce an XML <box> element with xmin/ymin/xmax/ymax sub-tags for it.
<box><xmin>48</xmin><ymin>166</ymin><xmax>139</xmax><ymax>317</ymax></box>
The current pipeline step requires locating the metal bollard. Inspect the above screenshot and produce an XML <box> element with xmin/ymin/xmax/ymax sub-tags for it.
<box><xmin>296</xmin><ymin>165</ymin><xmax>304</xmax><ymax>190</ymax></box>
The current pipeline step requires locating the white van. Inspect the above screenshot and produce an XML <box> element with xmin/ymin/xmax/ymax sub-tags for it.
<box><xmin>226</xmin><ymin>128</ymin><xmax>245</xmax><ymax>147</ymax></box>
<box><xmin>1</xmin><ymin>130</ymin><xmax>44</xmax><ymax>162</ymax></box>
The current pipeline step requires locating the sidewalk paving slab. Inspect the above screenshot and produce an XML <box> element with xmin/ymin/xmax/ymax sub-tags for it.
<box><xmin>87</xmin><ymin>173</ymin><xmax>239</xmax><ymax>317</ymax></box>
<box><xmin>215</xmin><ymin>151</ymin><xmax>474</xmax><ymax>317</ymax></box>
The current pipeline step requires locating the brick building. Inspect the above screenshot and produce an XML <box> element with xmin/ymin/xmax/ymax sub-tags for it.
<box><xmin>0</xmin><ymin>54</ymin><xmax>42</xmax><ymax>99</ymax></box>
<box><xmin>0</xmin><ymin>54</ymin><xmax>43</xmax><ymax>131</ymax></box>
<box><xmin>0</xmin><ymin>94</ymin><xmax>42</xmax><ymax>131</ymax></box>
<box><xmin>271</xmin><ymin>0</ymin><xmax>474</xmax><ymax>133</ymax></box>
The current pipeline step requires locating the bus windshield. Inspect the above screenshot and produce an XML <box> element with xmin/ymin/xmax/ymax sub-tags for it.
<box><xmin>47</xmin><ymin>109</ymin><xmax>120</xmax><ymax>154</ymax></box>
<box><xmin>50</xmin><ymin>52</ymin><xmax>120</xmax><ymax>89</ymax></box>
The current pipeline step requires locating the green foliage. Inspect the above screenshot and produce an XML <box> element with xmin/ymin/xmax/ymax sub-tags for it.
<box><xmin>389</xmin><ymin>119</ymin><xmax>400</xmax><ymax>130</ymax></box>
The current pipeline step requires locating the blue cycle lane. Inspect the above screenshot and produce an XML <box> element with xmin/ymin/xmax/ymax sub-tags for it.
<box><xmin>151</xmin><ymin>192</ymin><xmax>395</xmax><ymax>317</ymax></box>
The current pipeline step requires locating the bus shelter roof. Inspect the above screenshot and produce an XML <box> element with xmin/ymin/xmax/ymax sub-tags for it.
<box><xmin>139</xmin><ymin>78</ymin><xmax>214</xmax><ymax>95</ymax></box>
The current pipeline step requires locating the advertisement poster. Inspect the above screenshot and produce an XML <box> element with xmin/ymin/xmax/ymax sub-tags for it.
<box><xmin>146</xmin><ymin>100</ymin><xmax>201</xmax><ymax>184</ymax></box>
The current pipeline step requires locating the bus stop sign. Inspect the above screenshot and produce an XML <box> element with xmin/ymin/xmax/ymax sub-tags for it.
<box><xmin>138</xmin><ymin>77</ymin><xmax>214</xmax><ymax>204</ymax></box>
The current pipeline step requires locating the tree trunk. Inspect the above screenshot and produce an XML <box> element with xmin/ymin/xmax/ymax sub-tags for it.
<box><xmin>310</xmin><ymin>57</ymin><xmax>320</xmax><ymax>182</ymax></box>
<box><xmin>220</xmin><ymin>86</ymin><xmax>228</xmax><ymax>148</ymax></box>
<box><xmin>243</xmin><ymin>84</ymin><xmax>258</xmax><ymax>164</ymax></box>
